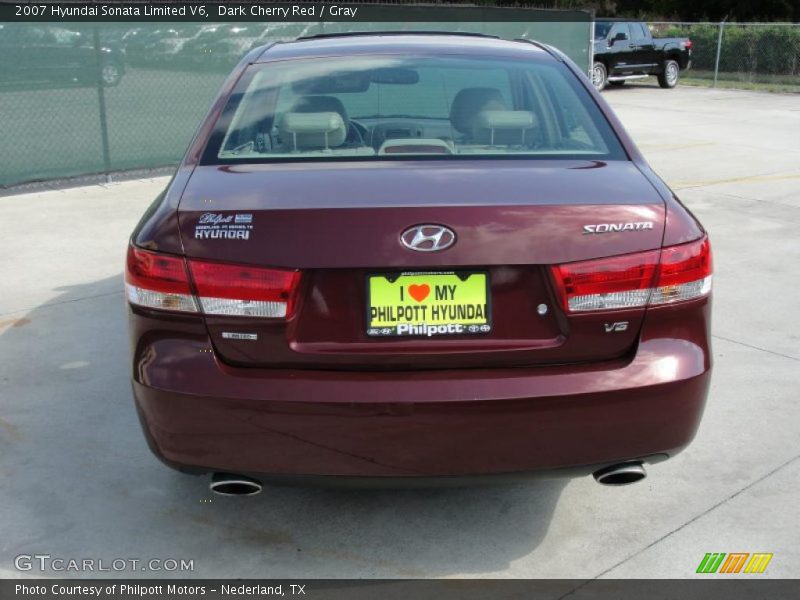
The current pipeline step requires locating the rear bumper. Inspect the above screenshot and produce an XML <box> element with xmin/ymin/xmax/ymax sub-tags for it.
<box><xmin>131</xmin><ymin>301</ymin><xmax>712</xmax><ymax>479</ymax></box>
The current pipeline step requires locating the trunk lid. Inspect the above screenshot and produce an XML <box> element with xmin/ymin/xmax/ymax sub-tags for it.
<box><xmin>178</xmin><ymin>160</ymin><xmax>665</xmax><ymax>369</ymax></box>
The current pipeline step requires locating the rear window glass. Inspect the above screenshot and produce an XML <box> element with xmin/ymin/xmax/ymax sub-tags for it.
<box><xmin>204</xmin><ymin>54</ymin><xmax>626</xmax><ymax>163</ymax></box>
<box><xmin>594</xmin><ymin>22</ymin><xmax>612</xmax><ymax>39</ymax></box>
<box><xmin>631</xmin><ymin>23</ymin><xmax>650</xmax><ymax>41</ymax></box>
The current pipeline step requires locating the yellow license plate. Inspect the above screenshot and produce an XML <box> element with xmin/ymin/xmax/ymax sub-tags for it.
<box><xmin>367</xmin><ymin>271</ymin><xmax>490</xmax><ymax>337</ymax></box>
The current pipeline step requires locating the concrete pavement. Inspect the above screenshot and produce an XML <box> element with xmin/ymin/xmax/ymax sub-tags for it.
<box><xmin>0</xmin><ymin>84</ymin><xmax>798</xmax><ymax>579</ymax></box>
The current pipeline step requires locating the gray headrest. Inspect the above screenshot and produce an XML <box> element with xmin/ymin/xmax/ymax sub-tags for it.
<box><xmin>472</xmin><ymin>110</ymin><xmax>537</xmax><ymax>146</ymax></box>
<box><xmin>449</xmin><ymin>87</ymin><xmax>508</xmax><ymax>135</ymax></box>
<box><xmin>291</xmin><ymin>95</ymin><xmax>349</xmax><ymax>127</ymax></box>
<box><xmin>279</xmin><ymin>112</ymin><xmax>347</xmax><ymax>150</ymax></box>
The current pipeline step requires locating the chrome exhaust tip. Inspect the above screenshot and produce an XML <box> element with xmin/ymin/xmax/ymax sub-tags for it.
<box><xmin>593</xmin><ymin>462</ymin><xmax>646</xmax><ymax>486</ymax></box>
<box><xmin>209</xmin><ymin>473</ymin><xmax>262</xmax><ymax>496</ymax></box>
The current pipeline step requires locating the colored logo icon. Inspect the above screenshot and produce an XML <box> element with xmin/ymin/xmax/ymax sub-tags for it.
<box><xmin>696</xmin><ymin>552</ymin><xmax>773</xmax><ymax>574</ymax></box>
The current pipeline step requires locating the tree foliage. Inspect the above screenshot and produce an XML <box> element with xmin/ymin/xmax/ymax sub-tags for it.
<box><xmin>486</xmin><ymin>0</ymin><xmax>800</xmax><ymax>21</ymax></box>
<box><xmin>612</xmin><ymin>0</ymin><xmax>799</xmax><ymax>21</ymax></box>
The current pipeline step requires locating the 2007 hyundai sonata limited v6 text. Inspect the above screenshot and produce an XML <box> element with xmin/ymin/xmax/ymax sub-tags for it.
<box><xmin>126</xmin><ymin>32</ymin><xmax>712</xmax><ymax>495</ymax></box>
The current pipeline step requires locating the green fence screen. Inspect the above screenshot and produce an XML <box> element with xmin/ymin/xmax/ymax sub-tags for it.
<box><xmin>0</xmin><ymin>17</ymin><xmax>591</xmax><ymax>187</ymax></box>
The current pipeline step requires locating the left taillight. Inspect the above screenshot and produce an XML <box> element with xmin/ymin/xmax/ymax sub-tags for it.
<box><xmin>188</xmin><ymin>259</ymin><xmax>301</xmax><ymax>318</ymax></box>
<box><xmin>125</xmin><ymin>244</ymin><xmax>301</xmax><ymax>319</ymax></box>
<box><xmin>125</xmin><ymin>245</ymin><xmax>198</xmax><ymax>313</ymax></box>
<box><xmin>551</xmin><ymin>235</ymin><xmax>712</xmax><ymax>313</ymax></box>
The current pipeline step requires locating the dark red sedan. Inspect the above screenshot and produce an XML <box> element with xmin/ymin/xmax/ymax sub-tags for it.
<box><xmin>126</xmin><ymin>33</ymin><xmax>712</xmax><ymax>495</ymax></box>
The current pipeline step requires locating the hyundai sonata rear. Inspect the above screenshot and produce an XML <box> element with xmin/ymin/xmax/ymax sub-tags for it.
<box><xmin>126</xmin><ymin>34</ymin><xmax>712</xmax><ymax>491</ymax></box>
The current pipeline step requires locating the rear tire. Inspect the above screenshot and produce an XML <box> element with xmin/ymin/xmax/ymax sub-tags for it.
<box><xmin>658</xmin><ymin>59</ymin><xmax>680</xmax><ymax>88</ymax></box>
<box><xmin>78</xmin><ymin>62</ymin><xmax>122</xmax><ymax>88</ymax></box>
<box><xmin>592</xmin><ymin>62</ymin><xmax>608</xmax><ymax>91</ymax></box>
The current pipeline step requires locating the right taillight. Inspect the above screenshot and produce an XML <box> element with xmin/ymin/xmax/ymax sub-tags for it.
<box><xmin>552</xmin><ymin>235</ymin><xmax>712</xmax><ymax>313</ymax></box>
<box><xmin>125</xmin><ymin>244</ymin><xmax>301</xmax><ymax>319</ymax></box>
<box><xmin>650</xmin><ymin>236</ymin><xmax>712</xmax><ymax>305</ymax></box>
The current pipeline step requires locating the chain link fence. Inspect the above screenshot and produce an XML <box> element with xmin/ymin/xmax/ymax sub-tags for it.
<box><xmin>0</xmin><ymin>16</ymin><xmax>591</xmax><ymax>188</ymax></box>
<box><xmin>649</xmin><ymin>21</ymin><xmax>800</xmax><ymax>90</ymax></box>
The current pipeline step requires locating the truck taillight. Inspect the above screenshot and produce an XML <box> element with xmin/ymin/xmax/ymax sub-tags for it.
<box><xmin>684</xmin><ymin>39</ymin><xmax>693</xmax><ymax>49</ymax></box>
<box><xmin>552</xmin><ymin>236</ymin><xmax>712</xmax><ymax>313</ymax></box>
<box><xmin>125</xmin><ymin>245</ymin><xmax>301</xmax><ymax>318</ymax></box>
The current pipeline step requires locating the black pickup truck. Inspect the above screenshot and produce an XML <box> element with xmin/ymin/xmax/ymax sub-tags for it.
<box><xmin>592</xmin><ymin>20</ymin><xmax>692</xmax><ymax>91</ymax></box>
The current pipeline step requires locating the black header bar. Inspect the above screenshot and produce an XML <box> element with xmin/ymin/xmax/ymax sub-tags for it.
<box><xmin>0</xmin><ymin>2</ymin><xmax>591</xmax><ymax>23</ymax></box>
<box><xmin>3</xmin><ymin>579</ymin><xmax>799</xmax><ymax>600</ymax></box>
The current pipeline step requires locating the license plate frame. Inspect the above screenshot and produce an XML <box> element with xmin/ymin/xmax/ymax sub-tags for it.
<box><xmin>366</xmin><ymin>271</ymin><xmax>491</xmax><ymax>337</ymax></box>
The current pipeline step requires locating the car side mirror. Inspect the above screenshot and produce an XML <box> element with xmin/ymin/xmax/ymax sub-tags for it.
<box><xmin>609</xmin><ymin>32</ymin><xmax>626</xmax><ymax>45</ymax></box>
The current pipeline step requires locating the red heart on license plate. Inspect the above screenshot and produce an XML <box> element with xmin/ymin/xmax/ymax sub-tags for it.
<box><xmin>408</xmin><ymin>284</ymin><xmax>430</xmax><ymax>302</ymax></box>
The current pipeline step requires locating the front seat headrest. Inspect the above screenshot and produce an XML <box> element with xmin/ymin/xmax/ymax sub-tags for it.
<box><xmin>279</xmin><ymin>112</ymin><xmax>347</xmax><ymax>150</ymax></box>
<box><xmin>291</xmin><ymin>95</ymin><xmax>350</xmax><ymax>128</ymax></box>
<box><xmin>472</xmin><ymin>110</ymin><xmax>537</xmax><ymax>145</ymax></box>
<box><xmin>449</xmin><ymin>87</ymin><xmax>508</xmax><ymax>135</ymax></box>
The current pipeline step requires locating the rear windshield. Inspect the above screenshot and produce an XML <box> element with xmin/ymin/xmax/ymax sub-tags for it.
<box><xmin>203</xmin><ymin>54</ymin><xmax>626</xmax><ymax>163</ymax></box>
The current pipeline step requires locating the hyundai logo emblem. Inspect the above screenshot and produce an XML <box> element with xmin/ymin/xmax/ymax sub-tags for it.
<box><xmin>400</xmin><ymin>224</ymin><xmax>456</xmax><ymax>252</ymax></box>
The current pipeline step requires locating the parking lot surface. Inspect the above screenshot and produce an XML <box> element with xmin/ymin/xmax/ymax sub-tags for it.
<box><xmin>1</xmin><ymin>84</ymin><xmax>799</xmax><ymax>579</ymax></box>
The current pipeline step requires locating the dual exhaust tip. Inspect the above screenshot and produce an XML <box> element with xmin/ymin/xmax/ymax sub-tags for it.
<box><xmin>209</xmin><ymin>462</ymin><xmax>646</xmax><ymax>495</ymax></box>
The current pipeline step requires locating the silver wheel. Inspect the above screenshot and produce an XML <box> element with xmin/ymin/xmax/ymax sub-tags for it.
<box><xmin>101</xmin><ymin>64</ymin><xmax>120</xmax><ymax>87</ymax></box>
<box><xmin>659</xmin><ymin>59</ymin><xmax>680</xmax><ymax>88</ymax></box>
<box><xmin>592</xmin><ymin>62</ymin><xmax>607</xmax><ymax>91</ymax></box>
<box><xmin>666</xmin><ymin>61</ymin><xmax>679</xmax><ymax>85</ymax></box>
